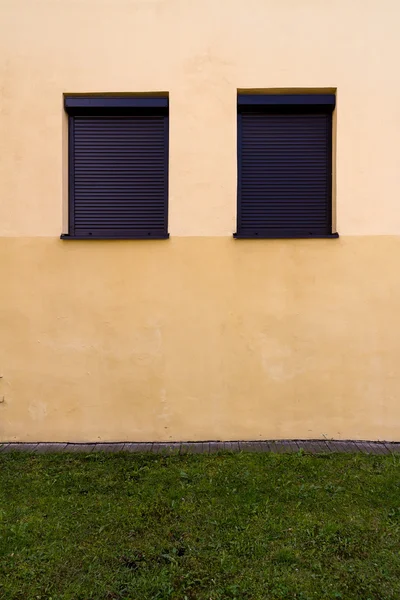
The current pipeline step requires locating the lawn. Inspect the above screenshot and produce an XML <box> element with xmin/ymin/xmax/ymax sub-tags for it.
<box><xmin>1</xmin><ymin>451</ymin><xmax>400</xmax><ymax>599</ymax></box>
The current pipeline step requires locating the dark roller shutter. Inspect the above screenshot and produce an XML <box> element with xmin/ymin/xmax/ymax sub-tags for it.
<box><xmin>64</xmin><ymin>97</ymin><xmax>168</xmax><ymax>239</ymax></box>
<box><xmin>236</xmin><ymin>95</ymin><xmax>335</xmax><ymax>238</ymax></box>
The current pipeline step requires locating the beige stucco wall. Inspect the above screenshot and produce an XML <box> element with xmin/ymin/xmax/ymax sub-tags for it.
<box><xmin>1</xmin><ymin>0</ymin><xmax>400</xmax><ymax>441</ymax></box>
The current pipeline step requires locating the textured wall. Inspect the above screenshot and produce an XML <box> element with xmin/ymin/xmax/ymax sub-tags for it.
<box><xmin>1</xmin><ymin>0</ymin><xmax>400</xmax><ymax>441</ymax></box>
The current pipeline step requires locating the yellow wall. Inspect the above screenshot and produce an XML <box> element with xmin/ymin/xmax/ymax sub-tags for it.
<box><xmin>1</xmin><ymin>0</ymin><xmax>400</xmax><ymax>441</ymax></box>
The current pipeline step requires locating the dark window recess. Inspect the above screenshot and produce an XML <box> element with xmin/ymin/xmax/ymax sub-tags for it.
<box><xmin>235</xmin><ymin>94</ymin><xmax>337</xmax><ymax>239</ymax></box>
<box><xmin>62</xmin><ymin>96</ymin><xmax>169</xmax><ymax>239</ymax></box>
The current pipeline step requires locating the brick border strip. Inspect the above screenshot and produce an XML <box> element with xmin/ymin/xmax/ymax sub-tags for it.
<box><xmin>0</xmin><ymin>440</ymin><xmax>399</xmax><ymax>454</ymax></box>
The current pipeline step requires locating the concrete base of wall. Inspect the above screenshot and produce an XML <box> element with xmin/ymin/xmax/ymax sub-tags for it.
<box><xmin>1</xmin><ymin>440</ymin><xmax>399</xmax><ymax>454</ymax></box>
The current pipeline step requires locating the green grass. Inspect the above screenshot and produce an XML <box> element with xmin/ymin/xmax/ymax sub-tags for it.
<box><xmin>1</xmin><ymin>452</ymin><xmax>400</xmax><ymax>599</ymax></box>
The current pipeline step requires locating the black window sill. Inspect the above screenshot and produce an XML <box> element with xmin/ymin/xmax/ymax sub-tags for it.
<box><xmin>233</xmin><ymin>233</ymin><xmax>339</xmax><ymax>239</ymax></box>
<box><xmin>60</xmin><ymin>234</ymin><xmax>170</xmax><ymax>240</ymax></box>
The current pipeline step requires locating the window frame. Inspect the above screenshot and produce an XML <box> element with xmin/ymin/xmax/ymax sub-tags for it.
<box><xmin>61</xmin><ymin>96</ymin><xmax>169</xmax><ymax>240</ymax></box>
<box><xmin>234</xmin><ymin>93</ymin><xmax>338</xmax><ymax>239</ymax></box>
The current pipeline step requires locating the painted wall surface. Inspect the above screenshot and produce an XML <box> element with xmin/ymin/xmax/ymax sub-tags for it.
<box><xmin>1</xmin><ymin>0</ymin><xmax>400</xmax><ymax>441</ymax></box>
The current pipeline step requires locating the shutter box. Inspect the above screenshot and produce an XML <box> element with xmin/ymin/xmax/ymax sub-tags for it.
<box><xmin>62</xmin><ymin>96</ymin><xmax>169</xmax><ymax>240</ymax></box>
<box><xmin>235</xmin><ymin>94</ymin><xmax>338</xmax><ymax>239</ymax></box>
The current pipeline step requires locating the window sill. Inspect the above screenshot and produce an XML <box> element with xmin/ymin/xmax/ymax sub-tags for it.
<box><xmin>60</xmin><ymin>234</ymin><xmax>170</xmax><ymax>240</ymax></box>
<box><xmin>233</xmin><ymin>233</ymin><xmax>339</xmax><ymax>239</ymax></box>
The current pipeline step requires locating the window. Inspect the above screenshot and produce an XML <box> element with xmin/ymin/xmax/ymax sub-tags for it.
<box><xmin>235</xmin><ymin>94</ymin><xmax>337</xmax><ymax>239</ymax></box>
<box><xmin>62</xmin><ymin>96</ymin><xmax>169</xmax><ymax>239</ymax></box>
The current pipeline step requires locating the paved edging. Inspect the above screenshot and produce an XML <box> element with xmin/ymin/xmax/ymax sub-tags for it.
<box><xmin>0</xmin><ymin>440</ymin><xmax>399</xmax><ymax>454</ymax></box>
